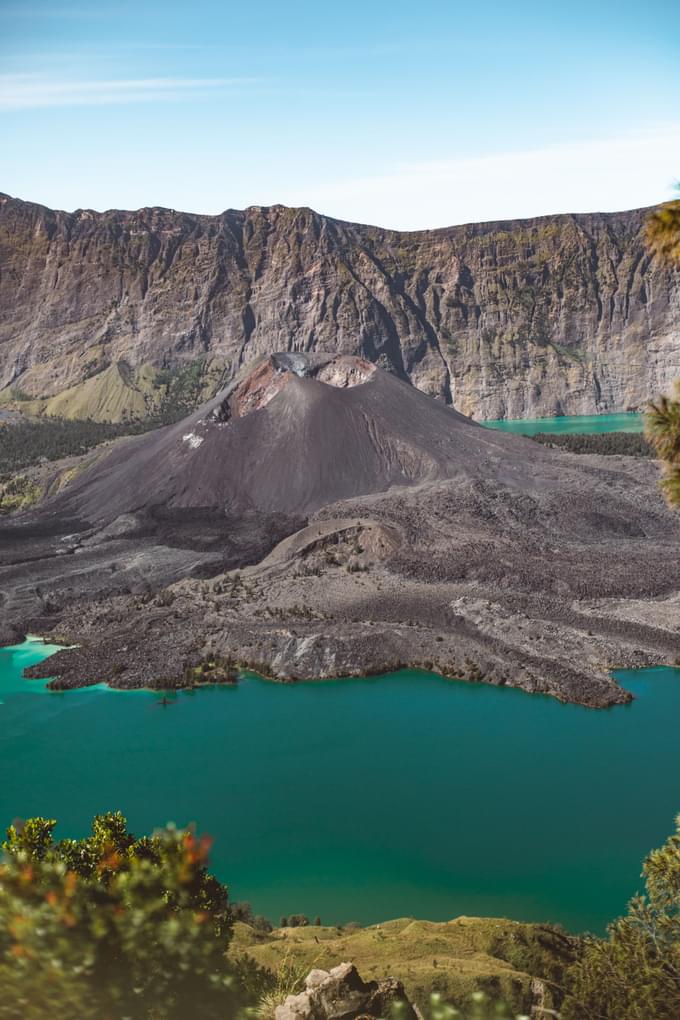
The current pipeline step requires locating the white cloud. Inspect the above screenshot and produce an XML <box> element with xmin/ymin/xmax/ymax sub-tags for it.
<box><xmin>0</xmin><ymin>74</ymin><xmax>258</xmax><ymax>109</ymax></box>
<box><xmin>286</xmin><ymin>125</ymin><xmax>680</xmax><ymax>230</ymax></box>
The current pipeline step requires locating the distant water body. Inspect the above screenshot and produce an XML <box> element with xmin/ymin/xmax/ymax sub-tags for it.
<box><xmin>483</xmin><ymin>411</ymin><xmax>643</xmax><ymax>436</ymax></box>
<box><xmin>2</xmin><ymin>639</ymin><xmax>679</xmax><ymax>935</ymax></box>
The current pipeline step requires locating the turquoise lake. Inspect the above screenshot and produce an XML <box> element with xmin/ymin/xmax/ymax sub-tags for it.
<box><xmin>483</xmin><ymin>411</ymin><xmax>643</xmax><ymax>435</ymax></box>
<box><xmin>2</xmin><ymin>639</ymin><xmax>679</xmax><ymax>935</ymax></box>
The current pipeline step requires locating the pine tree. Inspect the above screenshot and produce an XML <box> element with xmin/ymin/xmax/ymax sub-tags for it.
<box><xmin>562</xmin><ymin>814</ymin><xmax>680</xmax><ymax>1019</ymax></box>
<box><xmin>645</xmin><ymin>192</ymin><xmax>680</xmax><ymax>507</ymax></box>
<box><xmin>646</xmin><ymin>380</ymin><xmax>680</xmax><ymax>507</ymax></box>
<box><xmin>646</xmin><ymin>196</ymin><xmax>680</xmax><ymax>263</ymax></box>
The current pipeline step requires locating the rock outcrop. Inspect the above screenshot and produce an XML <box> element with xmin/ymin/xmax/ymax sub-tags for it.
<box><xmin>1</xmin><ymin>193</ymin><xmax>678</xmax><ymax>420</ymax></box>
<box><xmin>275</xmin><ymin>963</ymin><xmax>417</xmax><ymax>1020</ymax></box>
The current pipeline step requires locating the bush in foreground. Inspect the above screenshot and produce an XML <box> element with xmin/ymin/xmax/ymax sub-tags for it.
<box><xmin>0</xmin><ymin>813</ymin><xmax>267</xmax><ymax>1019</ymax></box>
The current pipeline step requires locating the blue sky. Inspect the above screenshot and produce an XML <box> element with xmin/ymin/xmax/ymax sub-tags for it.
<box><xmin>1</xmin><ymin>0</ymin><xmax>679</xmax><ymax>228</ymax></box>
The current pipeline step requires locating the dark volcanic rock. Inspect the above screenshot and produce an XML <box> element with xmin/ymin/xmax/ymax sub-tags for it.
<box><xmin>2</xmin><ymin>355</ymin><xmax>679</xmax><ymax>705</ymax></box>
<box><xmin>1</xmin><ymin>193</ymin><xmax>679</xmax><ymax>419</ymax></box>
<box><xmin>0</xmin><ymin>501</ymin><xmax>303</xmax><ymax>650</ymax></box>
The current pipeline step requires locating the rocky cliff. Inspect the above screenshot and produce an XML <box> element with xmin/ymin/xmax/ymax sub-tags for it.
<box><xmin>1</xmin><ymin>193</ymin><xmax>678</xmax><ymax>420</ymax></box>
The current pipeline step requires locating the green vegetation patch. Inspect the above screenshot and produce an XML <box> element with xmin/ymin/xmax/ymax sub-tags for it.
<box><xmin>0</xmin><ymin>813</ymin><xmax>269</xmax><ymax>1020</ymax></box>
<box><xmin>153</xmin><ymin>356</ymin><xmax>228</xmax><ymax>423</ymax></box>
<box><xmin>562</xmin><ymin>814</ymin><xmax>680</xmax><ymax>1019</ymax></box>
<box><xmin>532</xmin><ymin>432</ymin><xmax>654</xmax><ymax>457</ymax></box>
<box><xmin>645</xmin><ymin>378</ymin><xmax>680</xmax><ymax>507</ymax></box>
<box><xmin>232</xmin><ymin>915</ymin><xmax>576</xmax><ymax>1015</ymax></box>
<box><xmin>0</xmin><ymin>475</ymin><xmax>41</xmax><ymax>514</ymax></box>
<box><xmin>0</xmin><ymin>418</ymin><xmax>148</xmax><ymax>476</ymax></box>
<box><xmin>0</xmin><ymin>355</ymin><xmax>229</xmax><ymax>427</ymax></box>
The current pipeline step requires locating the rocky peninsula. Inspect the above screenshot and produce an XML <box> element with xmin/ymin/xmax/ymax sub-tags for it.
<box><xmin>2</xmin><ymin>353</ymin><xmax>677</xmax><ymax>707</ymax></box>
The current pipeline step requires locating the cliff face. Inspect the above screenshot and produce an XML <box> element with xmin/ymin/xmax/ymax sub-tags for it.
<box><xmin>1</xmin><ymin>193</ymin><xmax>678</xmax><ymax>419</ymax></box>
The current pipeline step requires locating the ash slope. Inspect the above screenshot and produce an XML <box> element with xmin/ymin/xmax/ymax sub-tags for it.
<box><xmin>50</xmin><ymin>352</ymin><xmax>551</xmax><ymax>522</ymax></box>
<box><xmin>5</xmin><ymin>355</ymin><xmax>680</xmax><ymax>706</ymax></box>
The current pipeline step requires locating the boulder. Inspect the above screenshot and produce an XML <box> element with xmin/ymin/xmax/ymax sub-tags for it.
<box><xmin>275</xmin><ymin>962</ymin><xmax>418</xmax><ymax>1020</ymax></box>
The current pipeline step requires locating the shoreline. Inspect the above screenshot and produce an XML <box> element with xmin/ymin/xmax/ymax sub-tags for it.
<box><xmin>14</xmin><ymin>633</ymin><xmax>679</xmax><ymax>709</ymax></box>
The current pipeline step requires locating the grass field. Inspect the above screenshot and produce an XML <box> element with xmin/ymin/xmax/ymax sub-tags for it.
<box><xmin>232</xmin><ymin>916</ymin><xmax>576</xmax><ymax>1014</ymax></box>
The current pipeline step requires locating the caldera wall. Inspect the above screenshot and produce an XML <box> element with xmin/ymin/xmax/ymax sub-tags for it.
<box><xmin>1</xmin><ymin>194</ymin><xmax>679</xmax><ymax>419</ymax></box>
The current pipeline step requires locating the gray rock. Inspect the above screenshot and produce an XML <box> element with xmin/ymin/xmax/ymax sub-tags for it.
<box><xmin>275</xmin><ymin>962</ymin><xmax>417</xmax><ymax>1020</ymax></box>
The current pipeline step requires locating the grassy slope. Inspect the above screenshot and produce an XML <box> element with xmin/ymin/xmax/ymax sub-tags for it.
<box><xmin>0</xmin><ymin>366</ymin><xmax>147</xmax><ymax>422</ymax></box>
<box><xmin>232</xmin><ymin>916</ymin><xmax>577</xmax><ymax>1013</ymax></box>
<box><xmin>38</xmin><ymin>363</ymin><xmax>159</xmax><ymax>421</ymax></box>
<box><xmin>0</xmin><ymin>356</ymin><xmax>228</xmax><ymax>424</ymax></box>
<box><xmin>0</xmin><ymin>354</ymin><xmax>231</xmax><ymax>512</ymax></box>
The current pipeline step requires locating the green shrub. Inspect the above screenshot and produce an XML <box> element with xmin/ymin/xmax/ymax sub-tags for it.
<box><xmin>0</xmin><ymin>813</ymin><xmax>268</xmax><ymax>1019</ymax></box>
<box><xmin>0</xmin><ymin>474</ymin><xmax>41</xmax><ymax>513</ymax></box>
<box><xmin>646</xmin><ymin>379</ymin><xmax>680</xmax><ymax>507</ymax></box>
<box><xmin>562</xmin><ymin>814</ymin><xmax>680</xmax><ymax>1019</ymax></box>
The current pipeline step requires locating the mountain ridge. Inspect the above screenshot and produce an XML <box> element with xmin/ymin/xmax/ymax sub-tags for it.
<box><xmin>0</xmin><ymin>189</ymin><xmax>657</xmax><ymax>233</ymax></box>
<box><xmin>2</xmin><ymin>192</ymin><xmax>678</xmax><ymax>420</ymax></box>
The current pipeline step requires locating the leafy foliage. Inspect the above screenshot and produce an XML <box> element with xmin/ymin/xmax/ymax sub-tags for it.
<box><xmin>645</xmin><ymin>379</ymin><xmax>680</xmax><ymax>507</ymax></box>
<box><xmin>0</xmin><ymin>474</ymin><xmax>41</xmax><ymax>513</ymax></box>
<box><xmin>287</xmin><ymin>913</ymin><xmax>311</xmax><ymax>928</ymax></box>
<box><xmin>0</xmin><ymin>812</ymin><xmax>268</xmax><ymax>1020</ymax></box>
<box><xmin>645</xmin><ymin>192</ymin><xmax>680</xmax><ymax>506</ymax></box>
<box><xmin>3</xmin><ymin>811</ymin><xmax>680</xmax><ymax>1018</ymax></box>
<box><xmin>562</xmin><ymin>814</ymin><xmax>680</xmax><ymax>1019</ymax></box>
<box><xmin>153</xmin><ymin>357</ymin><xmax>227</xmax><ymax>423</ymax></box>
<box><xmin>425</xmin><ymin>989</ymin><xmax>523</xmax><ymax>1019</ymax></box>
<box><xmin>230</xmin><ymin>899</ymin><xmax>273</xmax><ymax>932</ymax></box>
<box><xmin>646</xmin><ymin>197</ymin><xmax>680</xmax><ymax>263</ymax></box>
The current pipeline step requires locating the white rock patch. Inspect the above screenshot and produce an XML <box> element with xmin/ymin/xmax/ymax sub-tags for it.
<box><xmin>182</xmin><ymin>432</ymin><xmax>204</xmax><ymax>450</ymax></box>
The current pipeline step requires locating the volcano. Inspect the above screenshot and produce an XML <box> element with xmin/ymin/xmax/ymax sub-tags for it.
<box><xmin>53</xmin><ymin>352</ymin><xmax>543</xmax><ymax>524</ymax></box>
<box><xmin>3</xmin><ymin>353</ymin><xmax>679</xmax><ymax>706</ymax></box>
